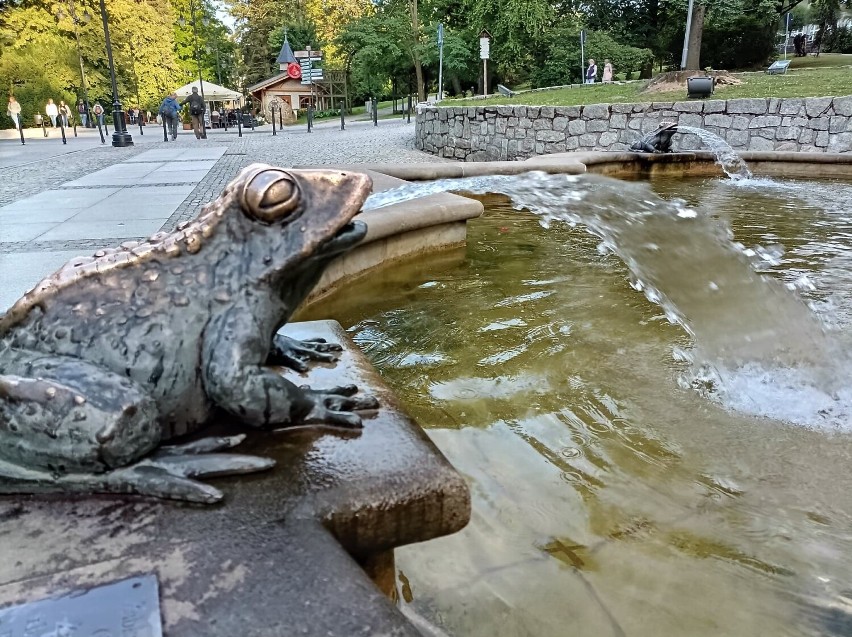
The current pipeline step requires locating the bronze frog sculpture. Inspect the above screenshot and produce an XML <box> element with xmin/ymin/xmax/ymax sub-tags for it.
<box><xmin>630</xmin><ymin>121</ymin><xmax>679</xmax><ymax>154</ymax></box>
<box><xmin>0</xmin><ymin>164</ymin><xmax>378</xmax><ymax>503</ymax></box>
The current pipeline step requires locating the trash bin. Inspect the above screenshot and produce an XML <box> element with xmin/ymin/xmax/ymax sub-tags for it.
<box><xmin>687</xmin><ymin>76</ymin><xmax>713</xmax><ymax>99</ymax></box>
<box><xmin>34</xmin><ymin>113</ymin><xmax>43</xmax><ymax>126</ymax></box>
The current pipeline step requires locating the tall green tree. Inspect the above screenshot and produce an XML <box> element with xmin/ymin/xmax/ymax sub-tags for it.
<box><xmin>0</xmin><ymin>0</ymin><xmax>184</xmax><ymax>126</ymax></box>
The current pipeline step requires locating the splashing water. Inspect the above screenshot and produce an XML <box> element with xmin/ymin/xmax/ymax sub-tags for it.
<box><xmin>364</xmin><ymin>171</ymin><xmax>849</xmax><ymax>427</ymax></box>
<box><xmin>677</xmin><ymin>125</ymin><xmax>753</xmax><ymax>180</ymax></box>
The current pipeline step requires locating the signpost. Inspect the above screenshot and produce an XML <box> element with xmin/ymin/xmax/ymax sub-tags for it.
<box><xmin>437</xmin><ymin>23</ymin><xmax>444</xmax><ymax>102</ymax></box>
<box><xmin>784</xmin><ymin>12</ymin><xmax>792</xmax><ymax>60</ymax></box>
<box><xmin>479</xmin><ymin>29</ymin><xmax>491</xmax><ymax>97</ymax></box>
<box><xmin>580</xmin><ymin>30</ymin><xmax>586</xmax><ymax>83</ymax></box>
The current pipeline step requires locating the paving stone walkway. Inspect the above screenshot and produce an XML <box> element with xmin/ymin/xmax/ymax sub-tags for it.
<box><xmin>0</xmin><ymin>119</ymin><xmax>451</xmax><ymax>311</ymax></box>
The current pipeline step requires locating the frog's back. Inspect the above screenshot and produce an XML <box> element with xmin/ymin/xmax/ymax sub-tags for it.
<box><xmin>0</xmin><ymin>203</ymin><xmax>234</xmax><ymax>438</ymax></box>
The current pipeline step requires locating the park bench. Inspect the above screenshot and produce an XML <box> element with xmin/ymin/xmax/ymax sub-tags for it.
<box><xmin>766</xmin><ymin>60</ymin><xmax>791</xmax><ymax>74</ymax></box>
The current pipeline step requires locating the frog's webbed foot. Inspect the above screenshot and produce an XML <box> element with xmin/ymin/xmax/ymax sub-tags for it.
<box><xmin>108</xmin><ymin>445</ymin><xmax>274</xmax><ymax>503</ymax></box>
<box><xmin>0</xmin><ymin>436</ymin><xmax>274</xmax><ymax>504</ymax></box>
<box><xmin>114</xmin><ymin>434</ymin><xmax>275</xmax><ymax>503</ymax></box>
<box><xmin>268</xmin><ymin>334</ymin><xmax>343</xmax><ymax>373</ymax></box>
<box><xmin>295</xmin><ymin>384</ymin><xmax>380</xmax><ymax>429</ymax></box>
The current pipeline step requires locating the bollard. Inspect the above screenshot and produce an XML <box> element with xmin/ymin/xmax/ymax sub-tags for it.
<box><xmin>96</xmin><ymin>118</ymin><xmax>105</xmax><ymax>144</ymax></box>
<box><xmin>407</xmin><ymin>94</ymin><xmax>412</xmax><ymax>124</ymax></box>
<box><xmin>278</xmin><ymin>106</ymin><xmax>283</xmax><ymax>129</ymax></box>
<box><xmin>162</xmin><ymin>117</ymin><xmax>168</xmax><ymax>142</ymax></box>
<box><xmin>73</xmin><ymin>121</ymin><xmax>78</xmax><ymax>137</ymax></box>
<box><xmin>307</xmin><ymin>105</ymin><xmax>312</xmax><ymax>133</ymax></box>
<box><xmin>372</xmin><ymin>97</ymin><xmax>378</xmax><ymax>126</ymax></box>
<box><xmin>250</xmin><ymin>113</ymin><xmax>255</xmax><ymax>131</ymax></box>
<box><xmin>139</xmin><ymin>118</ymin><xmax>144</xmax><ymax>136</ymax></box>
<box><xmin>42</xmin><ymin>119</ymin><xmax>48</xmax><ymax>137</ymax></box>
<box><xmin>271</xmin><ymin>105</ymin><xmax>277</xmax><ymax>136</ymax></box>
<box><xmin>237</xmin><ymin>112</ymin><xmax>242</xmax><ymax>137</ymax></box>
<box><xmin>223</xmin><ymin>111</ymin><xmax>228</xmax><ymax>132</ymax></box>
<box><xmin>340</xmin><ymin>100</ymin><xmax>345</xmax><ymax>131</ymax></box>
<box><xmin>59</xmin><ymin>118</ymin><xmax>67</xmax><ymax>145</ymax></box>
<box><xmin>17</xmin><ymin>115</ymin><xmax>24</xmax><ymax>145</ymax></box>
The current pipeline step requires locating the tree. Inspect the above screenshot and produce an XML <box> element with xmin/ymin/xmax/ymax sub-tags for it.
<box><xmin>530</xmin><ymin>28</ymin><xmax>653</xmax><ymax>87</ymax></box>
<box><xmin>0</xmin><ymin>0</ymin><xmax>184</xmax><ymax>126</ymax></box>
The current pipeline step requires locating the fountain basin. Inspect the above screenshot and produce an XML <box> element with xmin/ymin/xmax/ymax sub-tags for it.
<box><xmin>298</xmin><ymin>165</ymin><xmax>852</xmax><ymax>637</ymax></box>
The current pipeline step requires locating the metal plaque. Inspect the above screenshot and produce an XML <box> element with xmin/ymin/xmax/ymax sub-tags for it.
<box><xmin>0</xmin><ymin>575</ymin><xmax>162</xmax><ymax>637</ymax></box>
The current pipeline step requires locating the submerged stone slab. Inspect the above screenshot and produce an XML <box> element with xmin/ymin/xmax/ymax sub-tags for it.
<box><xmin>0</xmin><ymin>320</ymin><xmax>470</xmax><ymax>636</ymax></box>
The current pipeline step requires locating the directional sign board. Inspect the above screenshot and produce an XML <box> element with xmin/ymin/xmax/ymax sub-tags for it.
<box><xmin>299</xmin><ymin>57</ymin><xmax>323</xmax><ymax>84</ymax></box>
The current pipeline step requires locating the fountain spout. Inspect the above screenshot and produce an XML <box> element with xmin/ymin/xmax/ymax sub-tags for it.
<box><xmin>630</xmin><ymin>122</ymin><xmax>680</xmax><ymax>154</ymax></box>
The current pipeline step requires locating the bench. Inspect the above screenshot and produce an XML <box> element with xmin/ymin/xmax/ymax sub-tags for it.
<box><xmin>766</xmin><ymin>60</ymin><xmax>791</xmax><ymax>74</ymax></box>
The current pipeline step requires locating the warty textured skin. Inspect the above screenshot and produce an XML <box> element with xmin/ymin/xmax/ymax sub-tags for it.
<box><xmin>0</xmin><ymin>163</ymin><xmax>375</xmax><ymax>501</ymax></box>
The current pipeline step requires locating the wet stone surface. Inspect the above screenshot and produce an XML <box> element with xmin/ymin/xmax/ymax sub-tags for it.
<box><xmin>0</xmin><ymin>320</ymin><xmax>470</xmax><ymax>637</ymax></box>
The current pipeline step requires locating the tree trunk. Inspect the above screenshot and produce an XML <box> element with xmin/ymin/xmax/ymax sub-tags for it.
<box><xmin>410</xmin><ymin>0</ymin><xmax>425</xmax><ymax>101</ymax></box>
<box><xmin>685</xmin><ymin>2</ymin><xmax>706</xmax><ymax>70</ymax></box>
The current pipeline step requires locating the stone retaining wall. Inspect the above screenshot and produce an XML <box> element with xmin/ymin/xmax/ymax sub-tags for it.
<box><xmin>415</xmin><ymin>96</ymin><xmax>852</xmax><ymax>161</ymax></box>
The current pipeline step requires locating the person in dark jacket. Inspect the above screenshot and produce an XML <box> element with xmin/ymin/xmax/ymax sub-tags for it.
<box><xmin>159</xmin><ymin>92</ymin><xmax>181</xmax><ymax>141</ymax></box>
<box><xmin>180</xmin><ymin>86</ymin><xmax>206</xmax><ymax>139</ymax></box>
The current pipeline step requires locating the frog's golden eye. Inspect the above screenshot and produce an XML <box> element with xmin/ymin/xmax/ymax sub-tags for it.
<box><xmin>241</xmin><ymin>168</ymin><xmax>301</xmax><ymax>223</ymax></box>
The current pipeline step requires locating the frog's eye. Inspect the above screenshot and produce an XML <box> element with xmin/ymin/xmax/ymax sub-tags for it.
<box><xmin>241</xmin><ymin>168</ymin><xmax>301</xmax><ymax>223</ymax></box>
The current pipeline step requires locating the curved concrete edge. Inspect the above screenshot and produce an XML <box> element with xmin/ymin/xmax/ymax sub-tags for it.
<box><xmin>319</xmin><ymin>161</ymin><xmax>586</xmax><ymax>181</ymax></box>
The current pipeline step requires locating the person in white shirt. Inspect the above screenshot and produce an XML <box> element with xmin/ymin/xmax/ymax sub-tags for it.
<box><xmin>45</xmin><ymin>98</ymin><xmax>59</xmax><ymax>127</ymax></box>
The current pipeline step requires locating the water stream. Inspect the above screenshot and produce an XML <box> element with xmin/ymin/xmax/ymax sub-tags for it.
<box><xmin>363</xmin><ymin>171</ymin><xmax>848</xmax><ymax>426</ymax></box>
<box><xmin>677</xmin><ymin>125</ymin><xmax>753</xmax><ymax>180</ymax></box>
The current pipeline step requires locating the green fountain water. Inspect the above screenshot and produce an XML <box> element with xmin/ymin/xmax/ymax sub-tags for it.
<box><xmin>303</xmin><ymin>172</ymin><xmax>852</xmax><ymax>637</ymax></box>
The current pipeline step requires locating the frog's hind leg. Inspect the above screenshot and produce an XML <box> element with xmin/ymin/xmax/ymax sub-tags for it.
<box><xmin>0</xmin><ymin>357</ymin><xmax>273</xmax><ymax>504</ymax></box>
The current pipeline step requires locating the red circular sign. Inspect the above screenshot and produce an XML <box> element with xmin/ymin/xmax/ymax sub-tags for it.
<box><xmin>287</xmin><ymin>62</ymin><xmax>302</xmax><ymax>79</ymax></box>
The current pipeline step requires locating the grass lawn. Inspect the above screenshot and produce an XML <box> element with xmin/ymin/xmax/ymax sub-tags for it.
<box><xmin>446</xmin><ymin>57</ymin><xmax>852</xmax><ymax>107</ymax></box>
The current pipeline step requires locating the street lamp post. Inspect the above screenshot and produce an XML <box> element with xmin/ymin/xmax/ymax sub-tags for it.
<box><xmin>97</xmin><ymin>0</ymin><xmax>133</xmax><ymax>146</ymax></box>
<box><xmin>55</xmin><ymin>1</ymin><xmax>93</xmax><ymax>128</ymax></box>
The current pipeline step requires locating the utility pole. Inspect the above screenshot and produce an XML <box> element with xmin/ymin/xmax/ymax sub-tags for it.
<box><xmin>437</xmin><ymin>23</ymin><xmax>444</xmax><ymax>102</ymax></box>
<box><xmin>680</xmin><ymin>0</ymin><xmax>696</xmax><ymax>69</ymax></box>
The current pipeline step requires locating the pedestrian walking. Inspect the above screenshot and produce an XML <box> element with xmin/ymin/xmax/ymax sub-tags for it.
<box><xmin>93</xmin><ymin>101</ymin><xmax>105</xmax><ymax>128</ymax></box>
<box><xmin>77</xmin><ymin>99</ymin><xmax>88</xmax><ymax>127</ymax></box>
<box><xmin>602</xmin><ymin>59</ymin><xmax>614</xmax><ymax>83</ymax></box>
<box><xmin>58</xmin><ymin>100</ymin><xmax>71</xmax><ymax>126</ymax></box>
<box><xmin>159</xmin><ymin>92</ymin><xmax>181</xmax><ymax>141</ymax></box>
<box><xmin>585</xmin><ymin>59</ymin><xmax>598</xmax><ymax>84</ymax></box>
<box><xmin>6</xmin><ymin>96</ymin><xmax>22</xmax><ymax>130</ymax></box>
<box><xmin>180</xmin><ymin>87</ymin><xmax>206</xmax><ymax>139</ymax></box>
<box><xmin>45</xmin><ymin>98</ymin><xmax>58</xmax><ymax>127</ymax></box>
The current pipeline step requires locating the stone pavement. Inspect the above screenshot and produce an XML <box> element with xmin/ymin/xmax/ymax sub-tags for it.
<box><xmin>0</xmin><ymin>118</ymin><xmax>451</xmax><ymax>311</ymax></box>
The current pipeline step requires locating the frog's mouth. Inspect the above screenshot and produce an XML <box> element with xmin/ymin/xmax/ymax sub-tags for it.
<box><xmin>317</xmin><ymin>219</ymin><xmax>368</xmax><ymax>256</ymax></box>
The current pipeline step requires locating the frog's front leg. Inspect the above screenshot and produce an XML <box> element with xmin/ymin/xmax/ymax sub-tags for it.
<box><xmin>203</xmin><ymin>310</ymin><xmax>378</xmax><ymax>428</ymax></box>
<box><xmin>0</xmin><ymin>354</ymin><xmax>270</xmax><ymax>504</ymax></box>
<box><xmin>267</xmin><ymin>333</ymin><xmax>343</xmax><ymax>373</ymax></box>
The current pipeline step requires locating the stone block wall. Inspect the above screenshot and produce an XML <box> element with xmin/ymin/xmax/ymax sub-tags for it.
<box><xmin>414</xmin><ymin>96</ymin><xmax>852</xmax><ymax>161</ymax></box>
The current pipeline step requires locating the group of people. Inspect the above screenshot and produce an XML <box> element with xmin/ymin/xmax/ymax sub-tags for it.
<box><xmin>6</xmin><ymin>87</ymin><xmax>208</xmax><ymax>138</ymax></box>
<box><xmin>158</xmin><ymin>86</ymin><xmax>206</xmax><ymax>141</ymax></box>
<box><xmin>585</xmin><ymin>58</ymin><xmax>614</xmax><ymax>84</ymax></box>
<box><xmin>5</xmin><ymin>96</ymin><xmax>107</xmax><ymax>131</ymax></box>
